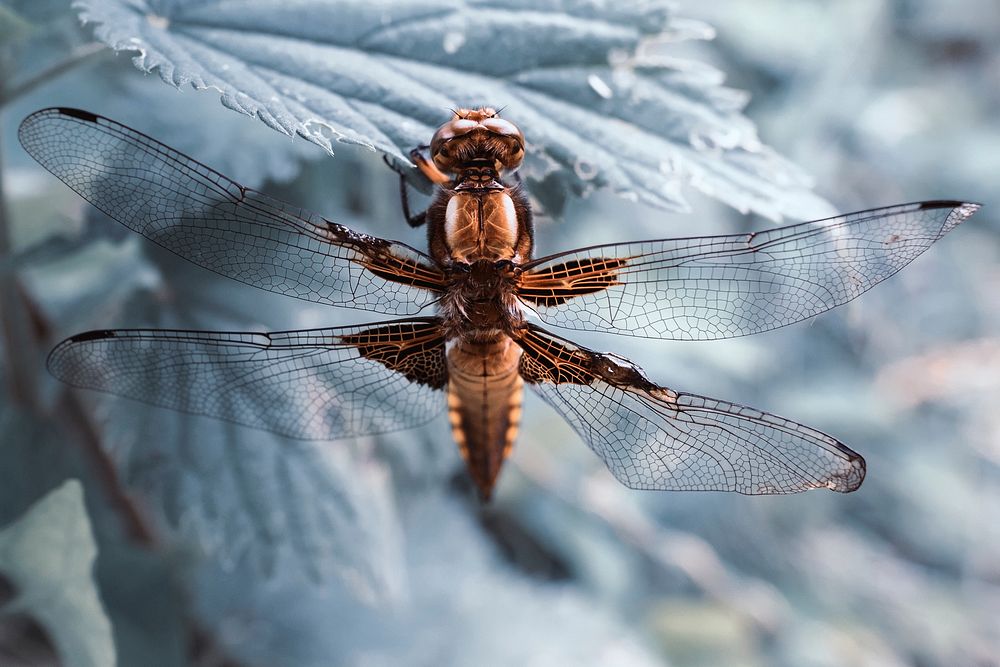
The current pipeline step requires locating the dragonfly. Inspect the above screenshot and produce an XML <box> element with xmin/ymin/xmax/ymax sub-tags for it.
<box><xmin>19</xmin><ymin>107</ymin><xmax>980</xmax><ymax>500</ymax></box>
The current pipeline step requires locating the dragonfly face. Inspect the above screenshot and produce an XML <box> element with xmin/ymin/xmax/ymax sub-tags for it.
<box><xmin>429</xmin><ymin>107</ymin><xmax>525</xmax><ymax>178</ymax></box>
<box><xmin>20</xmin><ymin>107</ymin><xmax>981</xmax><ymax>501</ymax></box>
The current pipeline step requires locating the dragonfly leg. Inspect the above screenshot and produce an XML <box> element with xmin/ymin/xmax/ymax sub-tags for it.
<box><xmin>409</xmin><ymin>145</ymin><xmax>451</xmax><ymax>185</ymax></box>
<box><xmin>383</xmin><ymin>154</ymin><xmax>428</xmax><ymax>228</ymax></box>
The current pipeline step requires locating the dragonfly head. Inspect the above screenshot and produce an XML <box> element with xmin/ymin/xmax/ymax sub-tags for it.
<box><xmin>430</xmin><ymin>107</ymin><xmax>525</xmax><ymax>175</ymax></box>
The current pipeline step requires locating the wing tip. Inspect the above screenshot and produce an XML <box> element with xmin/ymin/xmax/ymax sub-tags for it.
<box><xmin>19</xmin><ymin>108</ymin><xmax>102</xmax><ymax>156</ymax></box>
<box><xmin>19</xmin><ymin>107</ymin><xmax>99</xmax><ymax>129</ymax></box>
<box><xmin>54</xmin><ymin>107</ymin><xmax>100</xmax><ymax>123</ymax></box>
<box><xmin>938</xmin><ymin>201</ymin><xmax>982</xmax><ymax>236</ymax></box>
<box><xmin>46</xmin><ymin>330</ymin><xmax>115</xmax><ymax>377</ymax></box>
<box><xmin>68</xmin><ymin>329</ymin><xmax>117</xmax><ymax>343</ymax></box>
<box><xmin>831</xmin><ymin>451</ymin><xmax>866</xmax><ymax>493</ymax></box>
<box><xmin>916</xmin><ymin>199</ymin><xmax>982</xmax><ymax>211</ymax></box>
<box><xmin>916</xmin><ymin>200</ymin><xmax>982</xmax><ymax>234</ymax></box>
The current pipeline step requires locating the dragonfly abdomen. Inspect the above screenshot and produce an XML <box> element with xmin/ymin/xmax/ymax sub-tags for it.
<box><xmin>446</xmin><ymin>336</ymin><xmax>524</xmax><ymax>500</ymax></box>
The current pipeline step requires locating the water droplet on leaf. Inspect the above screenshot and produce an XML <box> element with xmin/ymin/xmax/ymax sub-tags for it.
<box><xmin>573</xmin><ymin>159</ymin><xmax>598</xmax><ymax>181</ymax></box>
<box><xmin>587</xmin><ymin>74</ymin><xmax>613</xmax><ymax>99</ymax></box>
<box><xmin>443</xmin><ymin>32</ymin><xmax>466</xmax><ymax>54</ymax></box>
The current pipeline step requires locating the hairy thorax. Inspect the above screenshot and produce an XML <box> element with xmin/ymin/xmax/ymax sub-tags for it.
<box><xmin>429</xmin><ymin>186</ymin><xmax>533</xmax><ymax>342</ymax></box>
<box><xmin>438</xmin><ymin>259</ymin><xmax>524</xmax><ymax>341</ymax></box>
<box><xmin>445</xmin><ymin>190</ymin><xmax>520</xmax><ymax>262</ymax></box>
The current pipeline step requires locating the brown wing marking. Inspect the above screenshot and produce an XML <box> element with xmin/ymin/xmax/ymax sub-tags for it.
<box><xmin>352</xmin><ymin>242</ymin><xmax>448</xmax><ymax>293</ymax></box>
<box><xmin>338</xmin><ymin>319</ymin><xmax>448</xmax><ymax>389</ymax></box>
<box><xmin>517</xmin><ymin>257</ymin><xmax>629</xmax><ymax>307</ymax></box>
<box><xmin>516</xmin><ymin>324</ymin><xmax>658</xmax><ymax>391</ymax></box>
<box><xmin>514</xmin><ymin>324</ymin><xmax>865</xmax><ymax>494</ymax></box>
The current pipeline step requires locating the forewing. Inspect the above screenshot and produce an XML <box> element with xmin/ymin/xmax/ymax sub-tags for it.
<box><xmin>19</xmin><ymin>108</ymin><xmax>445</xmax><ymax>315</ymax></box>
<box><xmin>519</xmin><ymin>201</ymin><xmax>980</xmax><ymax>339</ymax></box>
<box><xmin>516</xmin><ymin>325</ymin><xmax>864</xmax><ymax>494</ymax></box>
<box><xmin>47</xmin><ymin>318</ymin><xmax>448</xmax><ymax>440</ymax></box>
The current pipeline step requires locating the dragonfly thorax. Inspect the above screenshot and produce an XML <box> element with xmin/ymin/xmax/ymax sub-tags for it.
<box><xmin>443</xmin><ymin>190</ymin><xmax>521</xmax><ymax>263</ymax></box>
<box><xmin>439</xmin><ymin>259</ymin><xmax>524</xmax><ymax>340</ymax></box>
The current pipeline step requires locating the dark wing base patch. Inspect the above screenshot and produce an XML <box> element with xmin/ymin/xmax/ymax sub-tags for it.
<box><xmin>338</xmin><ymin>320</ymin><xmax>448</xmax><ymax>389</ymax></box>
<box><xmin>518</xmin><ymin>257</ymin><xmax>628</xmax><ymax>307</ymax></box>
<box><xmin>517</xmin><ymin>324</ymin><xmax>652</xmax><ymax>389</ymax></box>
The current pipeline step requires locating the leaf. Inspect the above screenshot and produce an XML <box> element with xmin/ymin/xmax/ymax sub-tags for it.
<box><xmin>73</xmin><ymin>0</ymin><xmax>831</xmax><ymax>220</ymax></box>
<box><xmin>0</xmin><ymin>480</ymin><xmax>116</xmax><ymax>667</ymax></box>
<box><xmin>109</xmin><ymin>71</ymin><xmax>326</xmax><ymax>188</ymax></box>
<box><xmin>189</xmin><ymin>493</ymin><xmax>666</xmax><ymax>667</ymax></box>
<box><xmin>107</xmin><ymin>405</ymin><xmax>406</xmax><ymax>600</ymax></box>
<box><xmin>0</xmin><ymin>363</ymin><xmax>191</xmax><ymax>667</ymax></box>
<box><xmin>0</xmin><ymin>5</ymin><xmax>33</xmax><ymax>46</ymax></box>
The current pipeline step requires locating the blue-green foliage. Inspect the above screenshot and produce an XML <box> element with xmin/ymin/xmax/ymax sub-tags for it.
<box><xmin>0</xmin><ymin>0</ymin><xmax>997</xmax><ymax>665</ymax></box>
<box><xmin>75</xmin><ymin>0</ymin><xmax>832</xmax><ymax>219</ymax></box>
<box><xmin>0</xmin><ymin>481</ymin><xmax>115</xmax><ymax>667</ymax></box>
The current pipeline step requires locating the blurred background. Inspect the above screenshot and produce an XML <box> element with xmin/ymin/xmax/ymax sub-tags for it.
<box><xmin>1</xmin><ymin>0</ymin><xmax>998</xmax><ymax>665</ymax></box>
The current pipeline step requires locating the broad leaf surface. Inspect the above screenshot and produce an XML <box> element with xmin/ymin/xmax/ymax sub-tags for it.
<box><xmin>0</xmin><ymin>480</ymin><xmax>116</xmax><ymax>667</ymax></box>
<box><xmin>74</xmin><ymin>0</ymin><xmax>831</xmax><ymax>219</ymax></box>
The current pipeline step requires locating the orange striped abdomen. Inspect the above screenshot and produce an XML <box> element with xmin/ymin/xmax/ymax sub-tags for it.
<box><xmin>447</xmin><ymin>337</ymin><xmax>523</xmax><ymax>500</ymax></box>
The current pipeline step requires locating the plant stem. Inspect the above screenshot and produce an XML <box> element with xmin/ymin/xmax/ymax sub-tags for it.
<box><xmin>0</xmin><ymin>42</ymin><xmax>107</xmax><ymax>106</ymax></box>
<box><xmin>57</xmin><ymin>352</ymin><xmax>249</xmax><ymax>667</ymax></box>
<box><xmin>0</xmin><ymin>127</ymin><xmax>41</xmax><ymax>407</ymax></box>
<box><xmin>58</xmin><ymin>392</ymin><xmax>157</xmax><ymax>545</ymax></box>
<box><xmin>0</xmin><ymin>41</ymin><xmax>109</xmax><ymax>404</ymax></box>
<box><xmin>1</xmin><ymin>35</ymin><xmax>250</xmax><ymax>667</ymax></box>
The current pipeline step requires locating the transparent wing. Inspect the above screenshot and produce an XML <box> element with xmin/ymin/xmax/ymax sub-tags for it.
<box><xmin>19</xmin><ymin>108</ymin><xmax>445</xmax><ymax>315</ymax></box>
<box><xmin>519</xmin><ymin>201</ymin><xmax>980</xmax><ymax>339</ymax></box>
<box><xmin>517</xmin><ymin>325</ymin><xmax>864</xmax><ymax>493</ymax></box>
<box><xmin>47</xmin><ymin>318</ymin><xmax>448</xmax><ymax>440</ymax></box>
